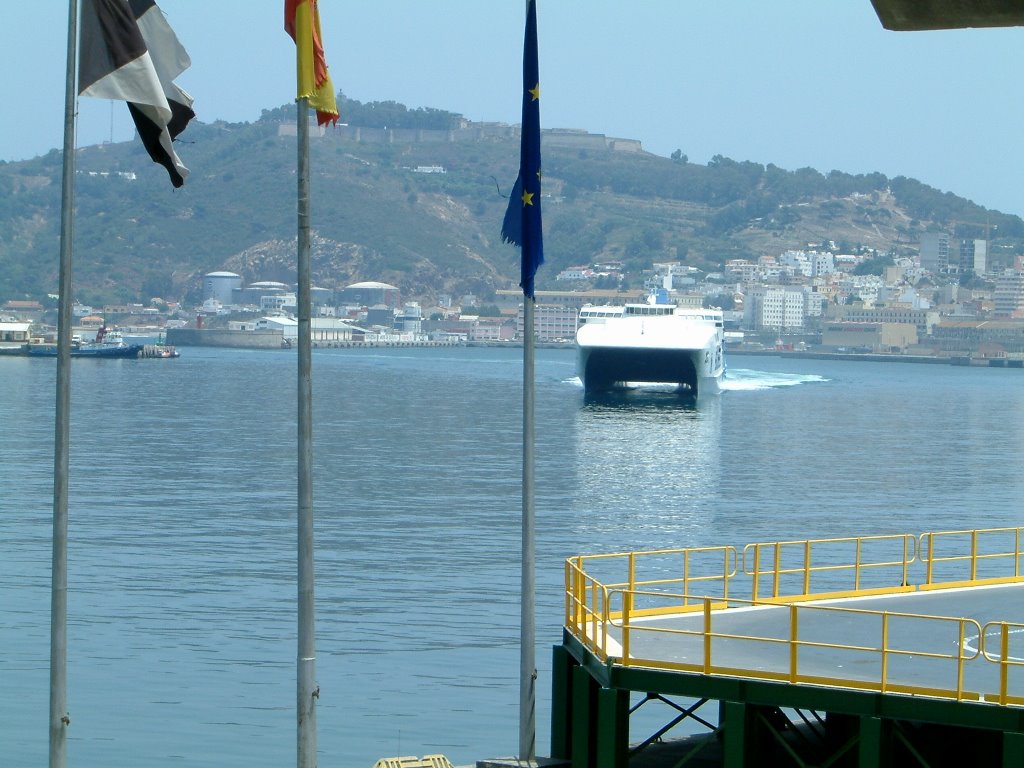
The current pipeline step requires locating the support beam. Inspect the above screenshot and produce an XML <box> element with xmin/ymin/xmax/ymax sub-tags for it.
<box><xmin>859</xmin><ymin>716</ymin><xmax>890</xmax><ymax>768</ymax></box>
<box><xmin>722</xmin><ymin>701</ymin><xmax>751</xmax><ymax>768</ymax></box>
<box><xmin>550</xmin><ymin>644</ymin><xmax>577</xmax><ymax>760</ymax></box>
<box><xmin>595</xmin><ymin>687</ymin><xmax>628</xmax><ymax>768</ymax></box>
<box><xmin>571</xmin><ymin>665</ymin><xmax>598</xmax><ymax>768</ymax></box>
<box><xmin>1003</xmin><ymin>731</ymin><xmax>1024</xmax><ymax>768</ymax></box>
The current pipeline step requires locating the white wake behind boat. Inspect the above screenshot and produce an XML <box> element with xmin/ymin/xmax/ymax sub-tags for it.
<box><xmin>576</xmin><ymin>294</ymin><xmax>725</xmax><ymax>396</ymax></box>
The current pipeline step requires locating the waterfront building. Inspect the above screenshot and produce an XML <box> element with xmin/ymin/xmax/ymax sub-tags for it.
<box><xmin>256</xmin><ymin>316</ymin><xmax>298</xmax><ymax>343</ymax></box>
<box><xmin>468</xmin><ymin>319</ymin><xmax>515</xmax><ymax>342</ymax></box>
<box><xmin>822</xmin><ymin>321</ymin><xmax>918</xmax><ymax>352</ymax></box>
<box><xmin>515</xmin><ymin>304</ymin><xmax>577</xmax><ymax>342</ymax></box>
<box><xmin>0</xmin><ymin>319</ymin><xmax>31</xmax><ymax>347</ymax></box>
<box><xmin>932</xmin><ymin>319</ymin><xmax>1024</xmax><ymax>354</ymax></box>
<box><xmin>311</xmin><ymin>318</ymin><xmax>361</xmax><ymax>343</ymax></box>
<box><xmin>840</xmin><ymin>306</ymin><xmax>940</xmax><ymax>338</ymax></box>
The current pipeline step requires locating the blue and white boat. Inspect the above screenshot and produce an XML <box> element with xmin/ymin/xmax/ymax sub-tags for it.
<box><xmin>26</xmin><ymin>325</ymin><xmax>143</xmax><ymax>358</ymax></box>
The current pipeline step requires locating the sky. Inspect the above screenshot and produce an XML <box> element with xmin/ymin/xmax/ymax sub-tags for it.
<box><xmin>4</xmin><ymin>2</ymin><xmax>1024</xmax><ymax>216</ymax></box>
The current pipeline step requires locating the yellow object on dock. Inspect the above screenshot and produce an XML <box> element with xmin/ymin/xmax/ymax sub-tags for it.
<box><xmin>372</xmin><ymin>755</ymin><xmax>454</xmax><ymax>768</ymax></box>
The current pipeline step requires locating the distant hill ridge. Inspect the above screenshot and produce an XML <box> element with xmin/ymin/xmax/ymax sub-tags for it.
<box><xmin>0</xmin><ymin>93</ymin><xmax>1020</xmax><ymax>306</ymax></box>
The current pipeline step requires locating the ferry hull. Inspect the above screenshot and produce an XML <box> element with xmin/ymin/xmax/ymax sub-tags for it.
<box><xmin>578</xmin><ymin>345</ymin><xmax>722</xmax><ymax>396</ymax></box>
<box><xmin>24</xmin><ymin>344</ymin><xmax>144</xmax><ymax>358</ymax></box>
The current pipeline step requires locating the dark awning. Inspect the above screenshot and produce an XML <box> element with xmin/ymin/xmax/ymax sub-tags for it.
<box><xmin>871</xmin><ymin>0</ymin><xmax>1024</xmax><ymax>30</ymax></box>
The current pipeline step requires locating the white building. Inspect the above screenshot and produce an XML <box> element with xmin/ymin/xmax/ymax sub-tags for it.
<box><xmin>257</xmin><ymin>315</ymin><xmax>298</xmax><ymax>342</ymax></box>
<box><xmin>779</xmin><ymin>251</ymin><xmax>812</xmax><ymax>277</ymax></box>
<box><xmin>744</xmin><ymin>287</ymin><xmax>805</xmax><ymax>330</ymax></box>
<box><xmin>993</xmin><ymin>269</ymin><xmax>1024</xmax><ymax>318</ymax></box>
<box><xmin>803</xmin><ymin>290</ymin><xmax>828</xmax><ymax>318</ymax></box>
<box><xmin>517</xmin><ymin>304</ymin><xmax>577</xmax><ymax>341</ymax></box>
<box><xmin>809</xmin><ymin>251</ymin><xmax>835</xmax><ymax>277</ymax></box>
<box><xmin>556</xmin><ymin>266</ymin><xmax>594</xmax><ymax>281</ymax></box>
<box><xmin>260</xmin><ymin>294</ymin><xmax>291</xmax><ymax>313</ymax></box>
<box><xmin>0</xmin><ymin>320</ymin><xmax>32</xmax><ymax>347</ymax></box>
<box><xmin>725</xmin><ymin>259</ymin><xmax>759</xmax><ymax>282</ymax></box>
<box><xmin>311</xmin><ymin>318</ymin><xmax>361</xmax><ymax>342</ymax></box>
<box><xmin>839</xmin><ymin>274</ymin><xmax>884</xmax><ymax>305</ymax></box>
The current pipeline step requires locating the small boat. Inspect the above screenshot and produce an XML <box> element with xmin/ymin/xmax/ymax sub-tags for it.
<box><xmin>576</xmin><ymin>290</ymin><xmax>725</xmax><ymax>396</ymax></box>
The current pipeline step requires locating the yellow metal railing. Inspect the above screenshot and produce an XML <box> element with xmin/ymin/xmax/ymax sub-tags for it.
<box><xmin>919</xmin><ymin>527</ymin><xmax>1024</xmax><ymax>588</ymax></box>
<box><xmin>981</xmin><ymin>621</ymin><xmax>1024</xmax><ymax>706</ymax></box>
<box><xmin>564</xmin><ymin>528</ymin><xmax>1024</xmax><ymax>706</ymax></box>
<box><xmin>742</xmin><ymin>534</ymin><xmax>917</xmax><ymax>601</ymax></box>
<box><xmin>601</xmin><ymin>592</ymin><xmax>981</xmax><ymax>701</ymax></box>
<box><xmin>566</xmin><ymin>546</ymin><xmax>737</xmax><ymax>622</ymax></box>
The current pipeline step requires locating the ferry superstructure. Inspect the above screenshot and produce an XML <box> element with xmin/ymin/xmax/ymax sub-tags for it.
<box><xmin>576</xmin><ymin>297</ymin><xmax>725</xmax><ymax>395</ymax></box>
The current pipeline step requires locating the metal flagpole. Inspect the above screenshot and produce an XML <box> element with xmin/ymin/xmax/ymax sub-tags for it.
<box><xmin>514</xmin><ymin>0</ymin><xmax>541</xmax><ymax>759</ymax></box>
<box><xmin>520</xmin><ymin>295</ymin><xmax>537</xmax><ymax>760</ymax></box>
<box><xmin>50</xmin><ymin>2</ymin><xmax>78</xmax><ymax>766</ymax></box>
<box><xmin>295</xmin><ymin>96</ymin><xmax>318</xmax><ymax>768</ymax></box>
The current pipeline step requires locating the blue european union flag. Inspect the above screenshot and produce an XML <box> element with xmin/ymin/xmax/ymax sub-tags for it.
<box><xmin>501</xmin><ymin>0</ymin><xmax>543</xmax><ymax>300</ymax></box>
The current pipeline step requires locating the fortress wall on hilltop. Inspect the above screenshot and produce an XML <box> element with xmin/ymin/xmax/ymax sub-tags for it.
<box><xmin>277</xmin><ymin>123</ymin><xmax>642</xmax><ymax>151</ymax></box>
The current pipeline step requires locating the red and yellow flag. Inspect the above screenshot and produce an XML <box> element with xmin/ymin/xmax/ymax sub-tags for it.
<box><xmin>285</xmin><ymin>0</ymin><xmax>339</xmax><ymax>126</ymax></box>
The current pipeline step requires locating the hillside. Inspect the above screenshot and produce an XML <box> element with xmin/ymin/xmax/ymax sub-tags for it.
<box><xmin>1</xmin><ymin>96</ymin><xmax>1021</xmax><ymax>307</ymax></box>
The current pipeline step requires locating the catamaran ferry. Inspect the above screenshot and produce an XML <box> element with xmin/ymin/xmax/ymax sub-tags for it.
<box><xmin>576</xmin><ymin>293</ymin><xmax>725</xmax><ymax>395</ymax></box>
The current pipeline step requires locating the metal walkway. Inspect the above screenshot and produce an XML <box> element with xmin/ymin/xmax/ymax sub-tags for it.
<box><xmin>550</xmin><ymin>528</ymin><xmax>1024</xmax><ymax>768</ymax></box>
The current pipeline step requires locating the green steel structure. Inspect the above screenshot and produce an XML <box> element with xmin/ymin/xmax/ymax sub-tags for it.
<box><xmin>550</xmin><ymin>528</ymin><xmax>1024</xmax><ymax>767</ymax></box>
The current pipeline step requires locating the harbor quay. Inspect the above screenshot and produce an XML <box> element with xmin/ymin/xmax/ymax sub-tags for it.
<box><xmin>551</xmin><ymin>527</ymin><xmax>1024</xmax><ymax>768</ymax></box>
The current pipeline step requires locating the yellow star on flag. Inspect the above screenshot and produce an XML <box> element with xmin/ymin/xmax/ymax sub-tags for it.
<box><xmin>529</xmin><ymin>83</ymin><xmax>540</xmax><ymax>101</ymax></box>
<box><xmin>521</xmin><ymin>189</ymin><xmax>535</xmax><ymax>206</ymax></box>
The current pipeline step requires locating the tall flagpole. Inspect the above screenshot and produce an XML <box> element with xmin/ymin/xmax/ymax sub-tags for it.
<box><xmin>286</xmin><ymin>3</ymin><xmax>336</xmax><ymax>763</ymax></box>
<box><xmin>51</xmin><ymin>2</ymin><xmax>78</xmax><ymax>766</ymax></box>
<box><xmin>520</xmin><ymin>296</ymin><xmax>537</xmax><ymax>761</ymax></box>
<box><xmin>296</xmin><ymin>96</ymin><xmax>318</xmax><ymax>768</ymax></box>
<box><xmin>501</xmin><ymin>0</ymin><xmax>541</xmax><ymax>759</ymax></box>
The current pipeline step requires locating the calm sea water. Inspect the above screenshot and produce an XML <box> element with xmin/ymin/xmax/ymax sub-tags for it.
<box><xmin>3</xmin><ymin>346</ymin><xmax>1024</xmax><ymax>766</ymax></box>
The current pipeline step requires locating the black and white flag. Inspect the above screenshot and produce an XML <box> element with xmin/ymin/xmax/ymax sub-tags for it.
<box><xmin>79</xmin><ymin>0</ymin><xmax>195</xmax><ymax>187</ymax></box>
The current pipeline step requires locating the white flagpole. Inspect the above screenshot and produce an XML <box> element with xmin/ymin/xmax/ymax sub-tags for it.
<box><xmin>51</xmin><ymin>2</ymin><xmax>78</xmax><ymax>766</ymax></box>
<box><xmin>296</xmin><ymin>96</ymin><xmax>318</xmax><ymax>768</ymax></box>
